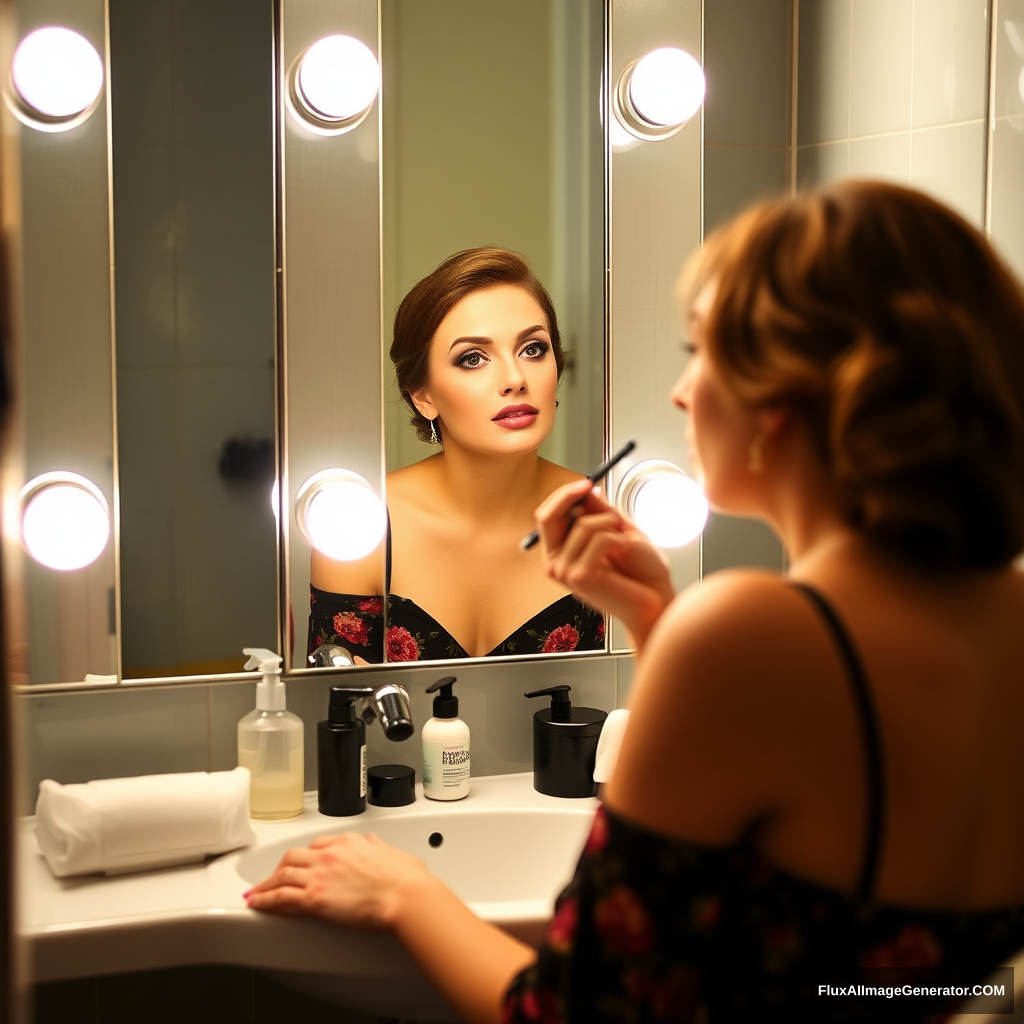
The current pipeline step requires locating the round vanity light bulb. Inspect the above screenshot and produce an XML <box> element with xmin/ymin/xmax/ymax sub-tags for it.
<box><xmin>20</xmin><ymin>473</ymin><xmax>110</xmax><ymax>570</ymax></box>
<box><xmin>617</xmin><ymin>461</ymin><xmax>708</xmax><ymax>549</ymax></box>
<box><xmin>297</xmin><ymin>470</ymin><xmax>386</xmax><ymax>562</ymax></box>
<box><xmin>632</xmin><ymin>473</ymin><xmax>708</xmax><ymax>548</ymax></box>
<box><xmin>297</xmin><ymin>35</ymin><xmax>379</xmax><ymax>122</ymax></box>
<box><xmin>629</xmin><ymin>47</ymin><xmax>705</xmax><ymax>128</ymax></box>
<box><xmin>11</xmin><ymin>27</ymin><xmax>104</xmax><ymax>123</ymax></box>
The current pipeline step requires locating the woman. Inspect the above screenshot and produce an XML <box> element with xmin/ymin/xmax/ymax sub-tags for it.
<box><xmin>306</xmin><ymin>248</ymin><xmax>604</xmax><ymax>662</ymax></box>
<box><xmin>256</xmin><ymin>183</ymin><xmax>1024</xmax><ymax>1022</ymax></box>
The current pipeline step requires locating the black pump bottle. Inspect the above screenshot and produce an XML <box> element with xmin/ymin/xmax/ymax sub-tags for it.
<box><xmin>318</xmin><ymin>686</ymin><xmax>369</xmax><ymax>816</ymax></box>
<box><xmin>525</xmin><ymin>685</ymin><xmax>607</xmax><ymax>798</ymax></box>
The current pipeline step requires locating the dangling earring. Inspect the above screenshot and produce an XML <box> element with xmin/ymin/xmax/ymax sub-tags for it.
<box><xmin>748</xmin><ymin>433</ymin><xmax>765</xmax><ymax>473</ymax></box>
<box><xmin>429</xmin><ymin>418</ymin><xmax>440</xmax><ymax>445</ymax></box>
<box><xmin>555</xmin><ymin>400</ymin><xmax>560</xmax><ymax>408</ymax></box>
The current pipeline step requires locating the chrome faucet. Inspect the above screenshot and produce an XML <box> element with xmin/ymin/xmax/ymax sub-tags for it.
<box><xmin>309</xmin><ymin>644</ymin><xmax>414</xmax><ymax>742</ymax></box>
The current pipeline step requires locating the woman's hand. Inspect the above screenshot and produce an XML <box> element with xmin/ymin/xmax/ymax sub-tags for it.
<box><xmin>247</xmin><ymin>830</ymin><xmax>538</xmax><ymax>1024</ymax></box>
<box><xmin>245</xmin><ymin>831</ymin><xmax>434</xmax><ymax>930</ymax></box>
<box><xmin>534</xmin><ymin>479</ymin><xmax>675</xmax><ymax>650</ymax></box>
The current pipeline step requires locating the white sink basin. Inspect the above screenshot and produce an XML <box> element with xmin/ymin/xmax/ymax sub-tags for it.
<box><xmin>237</xmin><ymin>806</ymin><xmax>592</xmax><ymax>918</ymax></box>
<box><xmin>21</xmin><ymin>773</ymin><xmax>597</xmax><ymax>1022</ymax></box>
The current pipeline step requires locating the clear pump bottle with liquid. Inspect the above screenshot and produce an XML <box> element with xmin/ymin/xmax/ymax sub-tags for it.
<box><xmin>237</xmin><ymin>647</ymin><xmax>304</xmax><ymax>819</ymax></box>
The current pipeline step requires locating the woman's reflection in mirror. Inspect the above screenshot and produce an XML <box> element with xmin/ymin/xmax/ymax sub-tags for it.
<box><xmin>306</xmin><ymin>248</ymin><xmax>605</xmax><ymax>662</ymax></box>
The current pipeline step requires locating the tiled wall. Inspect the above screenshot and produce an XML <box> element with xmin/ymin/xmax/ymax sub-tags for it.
<box><xmin>17</xmin><ymin>655</ymin><xmax>633</xmax><ymax>814</ymax></box>
<box><xmin>797</xmin><ymin>0</ymin><xmax>990</xmax><ymax>226</ymax></box>
<box><xmin>990</xmin><ymin>0</ymin><xmax>1024</xmax><ymax>280</ymax></box>
<box><xmin>700</xmin><ymin>0</ymin><xmax>789</xmax><ymax>575</ymax></box>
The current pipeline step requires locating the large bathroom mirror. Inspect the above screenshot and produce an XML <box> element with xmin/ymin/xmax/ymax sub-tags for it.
<box><xmin>292</xmin><ymin>0</ymin><xmax>609</xmax><ymax>669</ymax></box>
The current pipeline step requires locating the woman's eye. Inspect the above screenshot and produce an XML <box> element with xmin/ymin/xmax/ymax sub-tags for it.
<box><xmin>456</xmin><ymin>351</ymin><xmax>486</xmax><ymax>369</ymax></box>
<box><xmin>521</xmin><ymin>341</ymin><xmax>549</xmax><ymax>359</ymax></box>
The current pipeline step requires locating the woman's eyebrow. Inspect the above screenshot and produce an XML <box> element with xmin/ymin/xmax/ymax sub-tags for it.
<box><xmin>448</xmin><ymin>325</ymin><xmax>547</xmax><ymax>352</ymax></box>
<box><xmin>448</xmin><ymin>335</ymin><xmax>492</xmax><ymax>352</ymax></box>
<box><xmin>516</xmin><ymin>324</ymin><xmax>547</xmax><ymax>341</ymax></box>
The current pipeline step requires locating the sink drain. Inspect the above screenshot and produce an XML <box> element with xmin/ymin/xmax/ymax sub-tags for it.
<box><xmin>428</xmin><ymin>832</ymin><xmax>443</xmax><ymax>848</ymax></box>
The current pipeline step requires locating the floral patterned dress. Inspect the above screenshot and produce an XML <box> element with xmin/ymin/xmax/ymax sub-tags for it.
<box><xmin>503</xmin><ymin>583</ymin><xmax>1024</xmax><ymax>1022</ymax></box>
<box><xmin>502</xmin><ymin>805</ymin><xmax>1024</xmax><ymax>1023</ymax></box>
<box><xmin>306</xmin><ymin>585</ymin><xmax>604</xmax><ymax>664</ymax></box>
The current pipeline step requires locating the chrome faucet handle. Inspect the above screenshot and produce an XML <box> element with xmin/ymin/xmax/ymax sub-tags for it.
<box><xmin>372</xmin><ymin>683</ymin><xmax>413</xmax><ymax>742</ymax></box>
<box><xmin>309</xmin><ymin>643</ymin><xmax>355</xmax><ymax>668</ymax></box>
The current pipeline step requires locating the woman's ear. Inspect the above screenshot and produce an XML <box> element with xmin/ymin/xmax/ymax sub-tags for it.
<box><xmin>409</xmin><ymin>388</ymin><xmax>437</xmax><ymax>422</ymax></box>
<box><xmin>758</xmin><ymin>405</ymin><xmax>789</xmax><ymax>441</ymax></box>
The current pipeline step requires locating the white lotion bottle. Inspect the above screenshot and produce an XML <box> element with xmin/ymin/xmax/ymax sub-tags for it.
<box><xmin>422</xmin><ymin>676</ymin><xmax>470</xmax><ymax>801</ymax></box>
<box><xmin>237</xmin><ymin>647</ymin><xmax>304</xmax><ymax>819</ymax></box>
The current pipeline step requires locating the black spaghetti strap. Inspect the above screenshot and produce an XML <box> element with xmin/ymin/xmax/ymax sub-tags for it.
<box><xmin>385</xmin><ymin>512</ymin><xmax>392</xmax><ymax>593</ymax></box>
<box><xmin>790</xmin><ymin>582</ymin><xmax>886</xmax><ymax>904</ymax></box>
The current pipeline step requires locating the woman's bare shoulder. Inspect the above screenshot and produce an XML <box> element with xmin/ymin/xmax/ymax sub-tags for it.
<box><xmin>635</xmin><ymin>569</ymin><xmax>830</xmax><ymax>739</ymax></box>
<box><xmin>607</xmin><ymin>570</ymin><xmax>839</xmax><ymax>841</ymax></box>
<box><xmin>538</xmin><ymin>459</ymin><xmax>586</xmax><ymax>491</ymax></box>
<box><xmin>310</xmin><ymin>543</ymin><xmax>385</xmax><ymax>596</ymax></box>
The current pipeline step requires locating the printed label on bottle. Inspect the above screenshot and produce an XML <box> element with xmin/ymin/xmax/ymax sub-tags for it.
<box><xmin>360</xmin><ymin>744</ymin><xmax>366</xmax><ymax>798</ymax></box>
<box><xmin>423</xmin><ymin>739</ymin><xmax>470</xmax><ymax>791</ymax></box>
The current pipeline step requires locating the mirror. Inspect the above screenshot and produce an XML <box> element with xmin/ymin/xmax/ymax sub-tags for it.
<box><xmin>296</xmin><ymin>0</ymin><xmax>609</xmax><ymax>667</ymax></box>
<box><xmin>8</xmin><ymin>0</ymin><xmax>1020</xmax><ymax>687</ymax></box>
<box><xmin>109</xmin><ymin>0</ymin><xmax>279</xmax><ymax>679</ymax></box>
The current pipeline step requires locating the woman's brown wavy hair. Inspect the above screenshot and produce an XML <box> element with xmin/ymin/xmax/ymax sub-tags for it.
<box><xmin>683</xmin><ymin>181</ymin><xmax>1024</xmax><ymax>570</ymax></box>
<box><xmin>390</xmin><ymin>247</ymin><xmax>566</xmax><ymax>443</ymax></box>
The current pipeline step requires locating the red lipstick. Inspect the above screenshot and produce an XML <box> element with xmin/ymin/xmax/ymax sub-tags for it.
<box><xmin>493</xmin><ymin>403</ymin><xmax>539</xmax><ymax>430</ymax></box>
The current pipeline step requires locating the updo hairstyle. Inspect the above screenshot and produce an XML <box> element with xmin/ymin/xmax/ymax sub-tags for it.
<box><xmin>390</xmin><ymin>247</ymin><xmax>566</xmax><ymax>443</ymax></box>
<box><xmin>685</xmin><ymin>181</ymin><xmax>1024</xmax><ymax>570</ymax></box>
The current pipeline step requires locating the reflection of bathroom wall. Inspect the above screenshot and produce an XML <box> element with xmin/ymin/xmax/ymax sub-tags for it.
<box><xmin>110</xmin><ymin>0</ymin><xmax>277</xmax><ymax>677</ymax></box>
<box><xmin>699</xmin><ymin>0</ymin><xmax>789</xmax><ymax>576</ymax></box>
<box><xmin>991</xmin><ymin>0</ymin><xmax>1024</xmax><ymax>279</ymax></box>
<box><xmin>796</xmin><ymin>0</ymin><xmax>989</xmax><ymax>226</ymax></box>
<box><xmin>381</xmin><ymin>0</ymin><xmax>604</xmax><ymax>477</ymax></box>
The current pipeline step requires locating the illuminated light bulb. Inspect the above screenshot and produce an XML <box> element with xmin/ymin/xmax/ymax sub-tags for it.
<box><xmin>10</xmin><ymin>27</ymin><xmax>103</xmax><ymax>126</ymax></box>
<box><xmin>613</xmin><ymin>47</ymin><xmax>704</xmax><ymax>143</ymax></box>
<box><xmin>296</xmin><ymin>469</ymin><xmax>386</xmax><ymax>561</ymax></box>
<box><xmin>20</xmin><ymin>473</ymin><xmax>110</xmax><ymax>570</ymax></box>
<box><xmin>629</xmin><ymin>48</ymin><xmax>705</xmax><ymax>127</ymax></box>
<box><xmin>290</xmin><ymin>34</ymin><xmax>379</xmax><ymax>134</ymax></box>
<box><xmin>617</xmin><ymin>460</ymin><xmax>708</xmax><ymax>549</ymax></box>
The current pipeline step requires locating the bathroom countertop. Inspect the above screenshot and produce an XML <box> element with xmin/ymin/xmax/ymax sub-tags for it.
<box><xmin>20</xmin><ymin>772</ymin><xmax>598</xmax><ymax>986</ymax></box>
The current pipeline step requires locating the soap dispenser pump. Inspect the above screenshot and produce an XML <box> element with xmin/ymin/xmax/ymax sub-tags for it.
<box><xmin>422</xmin><ymin>676</ymin><xmax>470</xmax><ymax>801</ymax></box>
<box><xmin>237</xmin><ymin>648</ymin><xmax>304</xmax><ymax>819</ymax></box>
<box><xmin>525</xmin><ymin>685</ymin><xmax>607</xmax><ymax>798</ymax></box>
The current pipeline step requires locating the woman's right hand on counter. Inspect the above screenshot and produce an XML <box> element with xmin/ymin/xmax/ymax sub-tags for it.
<box><xmin>533</xmin><ymin>479</ymin><xmax>675</xmax><ymax>651</ymax></box>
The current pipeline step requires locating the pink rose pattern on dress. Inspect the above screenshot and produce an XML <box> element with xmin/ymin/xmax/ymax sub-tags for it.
<box><xmin>862</xmin><ymin>925</ymin><xmax>943</xmax><ymax>986</ymax></box>
<box><xmin>502</xmin><ymin>806</ymin><xmax>997</xmax><ymax>1023</ymax></box>
<box><xmin>541</xmin><ymin>623</ymin><xmax>580</xmax><ymax>653</ymax></box>
<box><xmin>332</xmin><ymin>611</ymin><xmax>369</xmax><ymax>647</ymax></box>
<box><xmin>594</xmin><ymin>884</ymin><xmax>656</xmax><ymax>957</ymax></box>
<box><xmin>385</xmin><ymin>625</ymin><xmax>421</xmax><ymax>662</ymax></box>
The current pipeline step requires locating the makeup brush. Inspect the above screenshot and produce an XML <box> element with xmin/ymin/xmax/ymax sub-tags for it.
<box><xmin>520</xmin><ymin>440</ymin><xmax>637</xmax><ymax>552</ymax></box>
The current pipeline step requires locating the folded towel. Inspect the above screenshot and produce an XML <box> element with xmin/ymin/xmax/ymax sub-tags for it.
<box><xmin>592</xmin><ymin>708</ymin><xmax>630</xmax><ymax>784</ymax></box>
<box><xmin>35</xmin><ymin>767</ymin><xmax>257</xmax><ymax>878</ymax></box>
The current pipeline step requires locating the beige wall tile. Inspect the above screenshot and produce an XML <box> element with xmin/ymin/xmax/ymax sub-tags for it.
<box><xmin>910</xmin><ymin>120</ymin><xmax>986</xmax><ymax>225</ymax></box>
<box><xmin>850</xmin><ymin>0</ymin><xmax>914</xmax><ymax>137</ymax></box>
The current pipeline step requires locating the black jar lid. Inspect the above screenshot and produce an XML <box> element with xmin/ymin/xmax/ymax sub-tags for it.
<box><xmin>367</xmin><ymin>763</ymin><xmax>416</xmax><ymax>807</ymax></box>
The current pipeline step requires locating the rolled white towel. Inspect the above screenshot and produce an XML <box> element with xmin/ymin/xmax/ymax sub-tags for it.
<box><xmin>35</xmin><ymin>766</ymin><xmax>257</xmax><ymax>878</ymax></box>
<box><xmin>592</xmin><ymin>708</ymin><xmax>630</xmax><ymax>784</ymax></box>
